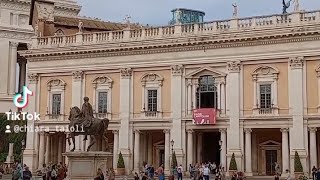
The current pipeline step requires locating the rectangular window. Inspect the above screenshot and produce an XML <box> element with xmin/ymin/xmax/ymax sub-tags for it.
<box><xmin>52</xmin><ymin>94</ymin><xmax>61</xmax><ymax>115</ymax></box>
<box><xmin>98</xmin><ymin>92</ymin><xmax>108</xmax><ymax>113</ymax></box>
<box><xmin>147</xmin><ymin>90</ymin><xmax>157</xmax><ymax>112</ymax></box>
<box><xmin>260</xmin><ymin>84</ymin><xmax>272</xmax><ymax>109</ymax></box>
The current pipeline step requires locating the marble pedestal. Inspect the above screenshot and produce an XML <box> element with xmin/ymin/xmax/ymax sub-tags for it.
<box><xmin>63</xmin><ymin>151</ymin><xmax>112</xmax><ymax>180</ymax></box>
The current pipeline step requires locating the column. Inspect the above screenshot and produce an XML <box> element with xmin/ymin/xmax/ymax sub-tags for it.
<box><xmin>38</xmin><ymin>132</ymin><xmax>45</xmax><ymax>169</ymax></box>
<box><xmin>119</xmin><ymin>68</ymin><xmax>132</xmax><ymax>173</ymax></box>
<box><xmin>134</xmin><ymin>130</ymin><xmax>140</xmax><ymax>172</ymax></box>
<box><xmin>9</xmin><ymin>42</ymin><xmax>18</xmax><ymax>95</ymax></box>
<box><xmin>58</xmin><ymin>134</ymin><xmax>63</xmax><ymax>163</ymax></box>
<box><xmin>192</xmin><ymin>80</ymin><xmax>199</xmax><ymax>109</ymax></box>
<box><xmin>187</xmin><ymin>130</ymin><xmax>194</xmax><ymax>167</ymax></box>
<box><xmin>18</xmin><ymin>59</ymin><xmax>27</xmax><ymax>93</ymax></box>
<box><xmin>51</xmin><ymin>134</ymin><xmax>55</xmax><ymax>163</ymax></box>
<box><xmin>244</xmin><ymin>128</ymin><xmax>252</xmax><ymax>176</ymax></box>
<box><xmin>164</xmin><ymin>129</ymin><xmax>170</xmax><ymax>173</ymax></box>
<box><xmin>197</xmin><ymin>133</ymin><xmax>203</xmax><ymax>163</ymax></box>
<box><xmin>171</xmin><ymin>65</ymin><xmax>184</xmax><ymax>162</ymax></box>
<box><xmin>65</xmin><ymin>133</ymin><xmax>70</xmax><ymax>165</ymax></box>
<box><xmin>281</xmin><ymin>128</ymin><xmax>290</xmax><ymax>175</ymax></box>
<box><xmin>221</xmin><ymin>81</ymin><xmax>226</xmax><ymax>114</ymax></box>
<box><xmin>309</xmin><ymin>128</ymin><xmax>318</xmax><ymax>169</ymax></box>
<box><xmin>219</xmin><ymin>129</ymin><xmax>227</xmax><ymax>169</ymax></box>
<box><xmin>23</xmin><ymin>73</ymin><xmax>39</xmax><ymax>172</ymax></box>
<box><xmin>5</xmin><ymin>143</ymin><xmax>14</xmax><ymax>163</ymax></box>
<box><xmin>187</xmin><ymin>79</ymin><xmax>192</xmax><ymax>115</ymax></box>
<box><xmin>226</xmin><ymin>61</ymin><xmax>242</xmax><ymax>165</ymax></box>
<box><xmin>147</xmin><ymin>134</ymin><xmax>153</xmax><ymax>165</ymax></box>
<box><xmin>113</xmin><ymin>130</ymin><xmax>119</xmax><ymax>169</ymax></box>
<box><xmin>45</xmin><ymin>134</ymin><xmax>50</xmax><ymax>165</ymax></box>
<box><xmin>288</xmin><ymin>57</ymin><xmax>307</xmax><ymax>171</ymax></box>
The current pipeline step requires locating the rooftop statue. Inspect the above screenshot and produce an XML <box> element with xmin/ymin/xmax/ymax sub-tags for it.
<box><xmin>232</xmin><ymin>3</ymin><xmax>238</xmax><ymax>18</ymax></box>
<box><xmin>67</xmin><ymin>97</ymin><xmax>110</xmax><ymax>152</ymax></box>
<box><xmin>282</xmin><ymin>0</ymin><xmax>293</xmax><ymax>14</ymax></box>
<box><xmin>78</xmin><ymin>20</ymin><xmax>83</xmax><ymax>33</ymax></box>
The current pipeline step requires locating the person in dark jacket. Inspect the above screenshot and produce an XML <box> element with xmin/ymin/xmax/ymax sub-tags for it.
<box><xmin>22</xmin><ymin>167</ymin><xmax>32</xmax><ymax>180</ymax></box>
<box><xmin>316</xmin><ymin>169</ymin><xmax>320</xmax><ymax>180</ymax></box>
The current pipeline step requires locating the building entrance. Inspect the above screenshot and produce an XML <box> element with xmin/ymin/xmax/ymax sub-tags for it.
<box><xmin>266</xmin><ymin>150</ymin><xmax>277</xmax><ymax>175</ymax></box>
<box><xmin>201</xmin><ymin>132</ymin><xmax>220</xmax><ymax>164</ymax></box>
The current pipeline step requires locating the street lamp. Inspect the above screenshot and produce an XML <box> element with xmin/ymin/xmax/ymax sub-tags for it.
<box><xmin>170</xmin><ymin>139</ymin><xmax>174</xmax><ymax>153</ymax></box>
<box><xmin>219</xmin><ymin>140</ymin><xmax>222</xmax><ymax>150</ymax></box>
<box><xmin>21</xmin><ymin>139</ymin><xmax>25</xmax><ymax>166</ymax></box>
<box><xmin>170</xmin><ymin>139</ymin><xmax>175</xmax><ymax>176</ymax></box>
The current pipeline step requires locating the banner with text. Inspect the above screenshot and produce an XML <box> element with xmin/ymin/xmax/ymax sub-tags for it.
<box><xmin>192</xmin><ymin>108</ymin><xmax>216</xmax><ymax>125</ymax></box>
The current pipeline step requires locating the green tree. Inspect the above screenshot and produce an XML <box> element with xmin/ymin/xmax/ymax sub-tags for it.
<box><xmin>171</xmin><ymin>151</ymin><xmax>178</xmax><ymax>169</ymax></box>
<box><xmin>294</xmin><ymin>151</ymin><xmax>303</xmax><ymax>172</ymax></box>
<box><xmin>117</xmin><ymin>152</ymin><xmax>125</xmax><ymax>168</ymax></box>
<box><xmin>229</xmin><ymin>153</ymin><xmax>238</xmax><ymax>171</ymax></box>
<box><xmin>0</xmin><ymin>113</ymin><xmax>26</xmax><ymax>163</ymax></box>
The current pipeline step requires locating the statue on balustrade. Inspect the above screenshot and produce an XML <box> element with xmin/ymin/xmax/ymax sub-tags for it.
<box><xmin>282</xmin><ymin>0</ymin><xmax>293</xmax><ymax>14</ymax></box>
<box><xmin>67</xmin><ymin>97</ymin><xmax>109</xmax><ymax>152</ymax></box>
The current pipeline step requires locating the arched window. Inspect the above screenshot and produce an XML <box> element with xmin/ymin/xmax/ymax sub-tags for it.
<box><xmin>196</xmin><ymin>75</ymin><xmax>218</xmax><ymax>108</ymax></box>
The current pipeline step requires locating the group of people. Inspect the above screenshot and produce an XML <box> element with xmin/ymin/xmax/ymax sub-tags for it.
<box><xmin>39</xmin><ymin>162</ymin><xmax>68</xmax><ymax>180</ymax></box>
<box><xmin>94</xmin><ymin>168</ymin><xmax>115</xmax><ymax>180</ymax></box>
<box><xmin>135</xmin><ymin>163</ymin><xmax>162</xmax><ymax>180</ymax></box>
<box><xmin>189</xmin><ymin>162</ymin><xmax>226</xmax><ymax>180</ymax></box>
<box><xmin>312</xmin><ymin>166</ymin><xmax>320</xmax><ymax>180</ymax></box>
<box><xmin>5</xmin><ymin>161</ymin><xmax>33</xmax><ymax>180</ymax></box>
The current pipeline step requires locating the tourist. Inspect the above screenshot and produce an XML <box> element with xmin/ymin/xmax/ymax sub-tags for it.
<box><xmin>156</xmin><ymin>164</ymin><xmax>164</xmax><ymax>180</ymax></box>
<box><xmin>94</xmin><ymin>168</ymin><xmax>104</xmax><ymax>180</ymax></box>
<box><xmin>275</xmin><ymin>162</ymin><xmax>281</xmax><ymax>176</ymax></box>
<box><xmin>316</xmin><ymin>169</ymin><xmax>320</xmax><ymax>180</ymax></box>
<box><xmin>203</xmin><ymin>165</ymin><xmax>210</xmax><ymax>180</ymax></box>
<box><xmin>12</xmin><ymin>161</ymin><xmax>22</xmax><ymax>180</ymax></box>
<box><xmin>41</xmin><ymin>164</ymin><xmax>47</xmax><ymax>180</ymax></box>
<box><xmin>148</xmin><ymin>165</ymin><xmax>155</xmax><ymax>180</ymax></box>
<box><xmin>274</xmin><ymin>173</ymin><xmax>280</xmax><ymax>180</ymax></box>
<box><xmin>285</xmin><ymin>169</ymin><xmax>291</xmax><ymax>180</ymax></box>
<box><xmin>177</xmin><ymin>164</ymin><xmax>183</xmax><ymax>180</ymax></box>
<box><xmin>50</xmin><ymin>165</ymin><xmax>58</xmax><ymax>180</ymax></box>
<box><xmin>134</xmin><ymin>172</ymin><xmax>139</xmax><ymax>180</ymax></box>
<box><xmin>22</xmin><ymin>166</ymin><xmax>32</xmax><ymax>180</ymax></box>
<box><xmin>313</xmin><ymin>166</ymin><xmax>318</xmax><ymax>180</ymax></box>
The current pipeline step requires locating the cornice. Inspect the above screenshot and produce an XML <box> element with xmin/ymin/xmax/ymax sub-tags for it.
<box><xmin>24</xmin><ymin>31</ymin><xmax>320</xmax><ymax>62</ymax></box>
<box><xmin>0</xmin><ymin>28</ymin><xmax>34</xmax><ymax>41</ymax></box>
<box><xmin>0</xmin><ymin>0</ymin><xmax>31</xmax><ymax>11</ymax></box>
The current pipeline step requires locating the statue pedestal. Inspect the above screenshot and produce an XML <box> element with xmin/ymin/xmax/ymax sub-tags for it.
<box><xmin>63</xmin><ymin>151</ymin><xmax>113</xmax><ymax>180</ymax></box>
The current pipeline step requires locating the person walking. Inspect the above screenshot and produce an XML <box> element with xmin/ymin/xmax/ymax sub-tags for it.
<box><xmin>156</xmin><ymin>165</ymin><xmax>164</xmax><ymax>180</ymax></box>
<box><xmin>50</xmin><ymin>165</ymin><xmax>58</xmax><ymax>180</ymax></box>
<box><xmin>313</xmin><ymin>166</ymin><xmax>318</xmax><ymax>180</ymax></box>
<box><xmin>177</xmin><ymin>164</ymin><xmax>183</xmax><ymax>180</ymax></box>
<box><xmin>203</xmin><ymin>165</ymin><xmax>210</xmax><ymax>180</ymax></box>
<box><xmin>316</xmin><ymin>169</ymin><xmax>320</xmax><ymax>180</ymax></box>
<box><xmin>22</xmin><ymin>166</ymin><xmax>32</xmax><ymax>180</ymax></box>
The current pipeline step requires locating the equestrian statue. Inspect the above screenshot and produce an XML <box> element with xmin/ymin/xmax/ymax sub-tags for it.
<box><xmin>67</xmin><ymin>97</ymin><xmax>109</xmax><ymax>152</ymax></box>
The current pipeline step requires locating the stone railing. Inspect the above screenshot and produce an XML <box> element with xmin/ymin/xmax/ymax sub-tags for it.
<box><xmin>31</xmin><ymin>10</ymin><xmax>320</xmax><ymax>49</ymax></box>
<box><xmin>44</xmin><ymin>114</ymin><xmax>67</xmax><ymax>121</ymax></box>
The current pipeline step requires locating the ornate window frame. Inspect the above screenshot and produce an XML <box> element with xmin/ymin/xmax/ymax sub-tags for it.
<box><xmin>252</xmin><ymin>66</ymin><xmax>279</xmax><ymax>115</ymax></box>
<box><xmin>46</xmin><ymin>79</ymin><xmax>66</xmax><ymax>121</ymax></box>
<box><xmin>141</xmin><ymin>73</ymin><xmax>164</xmax><ymax>118</ymax></box>
<box><xmin>92</xmin><ymin>76</ymin><xmax>113</xmax><ymax>119</ymax></box>
<box><xmin>185</xmin><ymin>67</ymin><xmax>226</xmax><ymax>116</ymax></box>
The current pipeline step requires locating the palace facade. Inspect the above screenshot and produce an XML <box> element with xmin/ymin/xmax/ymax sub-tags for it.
<box><xmin>18</xmin><ymin>0</ymin><xmax>320</xmax><ymax>177</ymax></box>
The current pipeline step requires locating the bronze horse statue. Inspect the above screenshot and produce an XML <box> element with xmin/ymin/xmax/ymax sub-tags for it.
<box><xmin>67</xmin><ymin>106</ymin><xmax>109</xmax><ymax>152</ymax></box>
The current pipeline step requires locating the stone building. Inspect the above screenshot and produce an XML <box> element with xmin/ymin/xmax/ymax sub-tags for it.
<box><xmin>0</xmin><ymin>0</ymin><xmax>81</xmax><ymax>112</ymax></box>
<box><xmin>19</xmin><ymin>0</ymin><xmax>320</xmax><ymax>177</ymax></box>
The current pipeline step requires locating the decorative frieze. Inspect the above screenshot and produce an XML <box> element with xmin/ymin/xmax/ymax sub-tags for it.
<box><xmin>72</xmin><ymin>71</ymin><xmax>83</xmax><ymax>81</ymax></box>
<box><xmin>120</xmin><ymin>68</ymin><xmax>132</xmax><ymax>78</ymax></box>
<box><xmin>171</xmin><ymin>65</ymin><xmax>184</xmax><ymax>76</ymax></box>
<box><xmin>227</xmin><ymin>61</ymin><xmax>241</xmax><ymax>73</ymax></box>
<box><xmin>27</xmin><ymin>73</ymin><xmax>39</xmax><ymax>84</ymax></box>
<box><xmin>289</xmin><ymin>57</ymin><xmax>304</xmax><ymax>69</ymax></box>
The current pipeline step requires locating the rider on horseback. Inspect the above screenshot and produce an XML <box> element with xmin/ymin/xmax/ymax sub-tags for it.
<box><xmin>78</xmin><ymin>97</ymin><xmax>94</xmax><ymax>140</ymax></box>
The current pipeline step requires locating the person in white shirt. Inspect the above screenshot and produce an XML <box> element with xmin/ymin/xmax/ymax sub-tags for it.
<box><xmin>177</xmin><ymin>165</ymin><xmax>183</xmax><ymax>180</ymax></box>
<box><xmin>203</xmin><ymin>165</ymin><xmax>210</xmax><ymax>180</ymax></box>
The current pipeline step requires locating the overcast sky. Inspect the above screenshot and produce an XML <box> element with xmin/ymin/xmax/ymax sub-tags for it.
<box><xmin>77</xmin><ymin>0</ymin><xmax>320</xmax><ymax>26</ymax></box>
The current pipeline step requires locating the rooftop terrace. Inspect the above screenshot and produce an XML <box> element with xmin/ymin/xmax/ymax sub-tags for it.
<box><xmin>31</xmin><ymin>10</ymin><xmax>320</xmax><ymax>50</ymax></box>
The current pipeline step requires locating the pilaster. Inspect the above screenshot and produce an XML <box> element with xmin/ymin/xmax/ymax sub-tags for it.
<box><xmin>288</xmin><ymin>56</ymin><xmax>307</xmax><ymax>173</ymax></box>
<box><xmin>170</xmin><ymin>64</ymin><xmax>184</xmax><ymax>163</ymax></box>
<box><xmin>9</xmin><ymin>41</ymin><xmax>19</xmax><ymax>95</ymax></box>
<box><xmin>23</xmin><ymin>73</ymin><xmax>39</xmax><ymax>172</ymax></box>
<box><xmin>119</xmin><ymin>68</ymin><xmax>132</xmax><ymax>174</ymax></box>
<box><xmin>226</xmin><ymin>61</ymin><xmax>242</xmax><ymax>171</ymax></box>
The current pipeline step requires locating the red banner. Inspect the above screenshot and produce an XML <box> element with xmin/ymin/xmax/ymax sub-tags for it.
<box><xmin>192</xmin><ymin>108</ymin><xmax>216</xmax><ymax>125</ymax></box>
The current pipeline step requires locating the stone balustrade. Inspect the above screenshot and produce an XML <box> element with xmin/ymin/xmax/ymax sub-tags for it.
<box><xmin>31</xmin><ymin>10</ymin><xmax>320</xmax><ymax>49</ymax></box>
